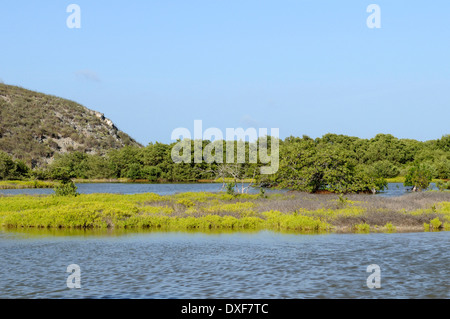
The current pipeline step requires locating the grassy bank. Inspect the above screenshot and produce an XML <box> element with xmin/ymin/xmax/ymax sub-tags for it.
<box><xmin>72</xmin><ymin>178</ymin><xmax>132</xmax><ymax>183</ymax></box>
<box><xmin>0</xmin><ymin>180</ymin><xmax>55</xmax><ymax>189</ymax></box>
<box><xmin>1</xmin><ymin>191</ymin><xmax>450</xmax><ymax>233</ymax></box>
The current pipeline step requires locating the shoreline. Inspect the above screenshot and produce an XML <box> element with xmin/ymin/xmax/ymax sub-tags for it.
<box><xmin>0</xmin><ymin>225</ymin><xmax>440</xmax><ymax>235</ymax></box>
<box><xmin>0</xmin><ymin>180</ymin><xmax>55</xmax><ymax>190</ymax></box>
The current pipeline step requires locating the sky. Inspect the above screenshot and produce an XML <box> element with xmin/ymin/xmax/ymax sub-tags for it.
<box><xmin>1</xmin><ymin>1</ymin><xmax>449</xmax><ymax>145</ymax></box>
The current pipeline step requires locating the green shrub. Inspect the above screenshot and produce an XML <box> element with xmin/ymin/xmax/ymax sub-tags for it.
<box><xmin>259</xmin><ymin>187</ymin><xmax>268</xmax><ymax>198</ymax></box>
<box><xmin>404</xmin><ymin>164</ymin><xmax>433</xmax><ymax>191</ymax></box>
<box><xmin>54</xmin><ymin>180</ymin><xmax>79</xmax><ymax>197</ymax></box>
<box><xmin>225</xmin><ymin>183</ymin><xmax>235</xmax><ymax>196</ymax></box>
<box><xmin>176</xmin><ymin>199</ymin><xmax>195</xmax><ymax>208</ymax></box>
<box><xmin>384</xmin><ymin>222</ymin><xmax>396</xmax><ymax>233</ymax></box>
<box><xmin>337</xmin><ymin>194</ymin><xmax>348</xmax><ymax>207</ymax></box>
<box><xmin>430</xmin><ymin>217</ymin><xmax>442</xmax><ymax>231</ymax></box>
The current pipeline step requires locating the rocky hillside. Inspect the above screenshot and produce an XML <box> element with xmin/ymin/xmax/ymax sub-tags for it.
<box><xmin>0</xmin><ymin>84</ymin><xmax>141</xmax><ymax>167</ymax></box>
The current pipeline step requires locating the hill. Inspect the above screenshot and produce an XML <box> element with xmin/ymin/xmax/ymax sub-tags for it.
<box><xmin>0</xmin><ymin>84</ymin><xmax>141</xmax><ymax>167</ymax></box>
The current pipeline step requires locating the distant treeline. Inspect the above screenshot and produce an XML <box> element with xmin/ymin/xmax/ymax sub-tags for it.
<box><xmin>1</xmin><ymin>133</ymin><xmax>449</xmax><ymax>193</ymax></box>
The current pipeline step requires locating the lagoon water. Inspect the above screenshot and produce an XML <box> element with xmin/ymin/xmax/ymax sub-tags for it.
<box><xmin>0</xmin><ymin>182</ymin><xmax>440</xmax><ymax>197</ymax></box>
<box><xmin>0</xmin><ymin>230</ymin><xmax>449</xmax><ymax>299</ymax></box>
<box><xmin>1</xmin><ymin>182</ymin><xmax>448</xmax><ymax>299</ymax></box>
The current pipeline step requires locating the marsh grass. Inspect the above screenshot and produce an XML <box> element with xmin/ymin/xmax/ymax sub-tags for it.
<box><xmin>0</xmin><ymin>180</ymin><xmax>55</xmax><ymax>189</ymax></box>
<box><xmin>0</xmin><ymin>191</ymin><xmax>449</xmax><ymax>233</ymax></box>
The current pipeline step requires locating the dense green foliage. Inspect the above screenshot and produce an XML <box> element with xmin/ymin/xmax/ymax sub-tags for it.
<box><xmin>268</xmin><ymin>134</ymin><xmax>449</xmax><ymax>192</ymax></box>
<box><xmin>0</xmin><ymin>151</ymin><xmax>30</xmax><ymax>180</ymax></box>
<box><xmin>404</xmin><ymin>164</ymin><xmax>433</xmax><ymax>191</ymax></box>
<box><xmin>42</xmin><ymin>134</ymin><xmax>448</xmax><ymax>191</ymax></box>
<box><xmin>270</xmin><ymin>136</ymin><xmax>388</xmax><ymax>193</ymax></box>
<box><xmin>2</xmin><ymin>133</ymin><xmax>450</xmax><ymax>193</ymax></box>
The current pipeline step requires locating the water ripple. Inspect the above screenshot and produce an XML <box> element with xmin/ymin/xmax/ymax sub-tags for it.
<box><xmin>0</xmin><ymin>230</ymin><xmax>449</xmax><ymax>298</ymax></box>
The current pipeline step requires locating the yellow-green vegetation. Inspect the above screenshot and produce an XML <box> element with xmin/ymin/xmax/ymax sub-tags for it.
<box><xmin>384</xmin><ymin>222</ymin><xmax>397</xmax><ymax>233</ymax></box>
<box><xmin>264</xmin><ymin>211</ymin><xmax>330</xmax><ymax>232</ymax></box>
<box><xmin>424</xmin><ymin>217</ymin><xmax>444</xmax><ymax>231</ymax></box>
<box><xmin>1</xmin><ymin>192</ymin><xmax>450</xmax><ymax>233</ymax></box>
<box><xmin>0</xmin><ymin>193</ymin><xmax>328</xmax><ymax>232</ymax></box>
<box><xmin>176</xmin><ymin>198</ymin><xmax>195</xmax><ymax>208</ymax></box>
<box><xmin>430</xmin><ymin>217</ymin><xmax>443</xmax><ymax>230</ymax></box>
<box><xmin>353</xmin><ymin>223</ymin><xmax>370</xmax><ymax>233</ymax></box>
<box><xmin>0</xmin><ymin>180</ymin><xmax>55</xmax><ymax>189</ymax></box>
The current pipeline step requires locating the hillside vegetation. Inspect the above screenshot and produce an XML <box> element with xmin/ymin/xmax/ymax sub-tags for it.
<box><xmin>0</xmin><ymin>84</ymin><xmax>141</xmax><ymax>167</ymax></box>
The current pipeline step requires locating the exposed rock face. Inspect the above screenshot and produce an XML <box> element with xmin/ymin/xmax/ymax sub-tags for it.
<box><xmin>0</xmin><ymin>83</ymin><xmax>142</xmax><ymax>167</ymax></box>
<box><xmin>91</xmin><ymin>111</ymin><xmax>117</xmax><ymax>129</ymax></box>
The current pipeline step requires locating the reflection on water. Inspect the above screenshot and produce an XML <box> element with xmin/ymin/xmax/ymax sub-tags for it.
<box><xmin>0</xmin><ymin>227</ymin><xmax>264</xmax><ymax>239</ymax></box>
<box><xmin>1</xmin><ymin>230</ymin><xmax>449</xmax><ymax>299</ymax></box>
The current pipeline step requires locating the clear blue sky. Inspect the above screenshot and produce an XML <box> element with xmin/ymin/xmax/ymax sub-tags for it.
<box><xmin>1</xmin><ymin>1</ymin><xmax>449</xmax><ymax>145</ymax></box>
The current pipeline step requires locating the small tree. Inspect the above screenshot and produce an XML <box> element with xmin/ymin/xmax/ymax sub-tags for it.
<box><xmin>54</xmin><ymin>180</ymin><xmax>79</xmax><ymax>197</ymax></box>
<box><xmin>51</xmin><ymin>166</ymin><xmax>79</xmax><ymax>196</ymax></box>
<box><xmin>225</xmin><ymin>182</ymin><xmax>236</xmax><ymax>196</ymax></box>
<box><xmin>12</xmin><ymin>160</ymin><xmax>31</xmax><ymax>179</ymax></box>
<box><xmin>198</xmin><ymin>163</ymin><xmax>257</xmax><ymax>194</ymax></box>
<box><xmin>404</xmin><ymin>164</ymin><xmax>433</xmax><ymax>191</ymax></box>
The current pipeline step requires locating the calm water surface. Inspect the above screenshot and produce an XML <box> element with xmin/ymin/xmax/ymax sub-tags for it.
<box><xmin>0</xmin><ymin>182</ymin><xmax>441</xmax><ymax>196</ymax></box>
<box><xmin>1</xmin><ymin>230</ymin><xmax>448</xmax><ymax>299</ymax></box>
